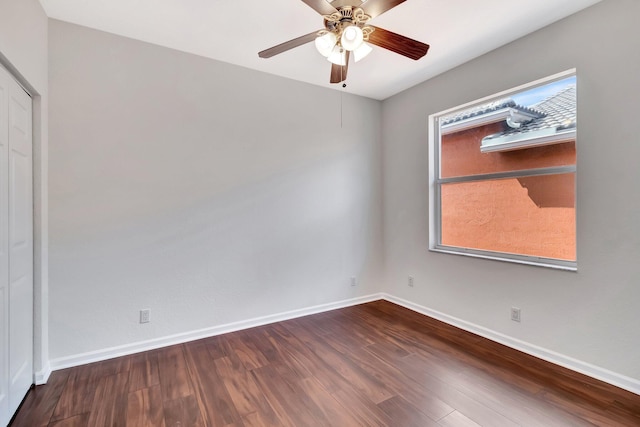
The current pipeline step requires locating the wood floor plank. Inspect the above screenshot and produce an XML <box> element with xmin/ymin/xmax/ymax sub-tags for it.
<box><xmin>265</xmin><ymin>323</ymin><xmax>344</xmax><ymax>394</ymax></box>
<box><xmin>162</xmin><ymin>395</ymin><xmax>205</xmax><ymax>427</ymax></box>
<box><xmin>224</xmin><ymin>331</ymin><xmax>269</xmax><ymax>371</ymax></box>
<box><xmin>91</xmin><ymin>354</ymin><xmax>133</xmax><ymax>377</ymax></box>
<box><xmin>331</xmin><ymin>388</ymin><xmax>393</xmax><ymax>427</ymax></box>
<box><xmin>538</xmin><ymin>388</ymin><xmax>637</xmax><ymax>426</ymax></box>
<box><xmin>183</xmin><ymin>341</ymin><xmax>245</xmax><ymax>426</ymax></box>
<box><xmin>128</xmin><ymin>350</ymin><xmax>160</xmax><ymax>392</ymax></box>
<box><xmin>193</xmin><ymin>335</ymin><xmax>228</xmax><ymax>360</ymax></box>
<box><xmin>47</xmin><ymin>413</ymin><xmax>89</xmax><ymax>427</ymax></box>
<box><xmin>365</xmin><ymin>338</ymin><xmax>411</xmax><ymax>360</ymax></box>
<box><xmin>356</xmin><ymin>305</ymin><xmax>475</xmax><ymax>373</ymax></box>
<box><xmin>52</xmin><ymin>352</ymin><xmax>136</xmax><ymax>421</ymax></box>
<box><xmin>296</xmin><ymin>376</ymin><xmax>362</xmax><ymax>426</ymax></box>
<box><xmin>214</xmin><ymin>356</ymin><xmax>282</xmax><ymax>425</ymax></box>
<box><xmin>126</xmin><ymin>385</ymin><xmax>165</xmax><ymax>427</ymax></box>
<box><xmin>455</xmin><ymin>365</ymin><xmax>596</xmax><ymax>427</ymax></box>
<box><xmin>295</xmin><ymin>312</ymin><xmax>376</xmax><ymax>349</ymax></box>
<box><xmin>330</xmin><ymin>309</ymin><xmax>518</xmax><ymax>427</ymax></box>
<box><xmin>250</xmin><ymin>364</ymin><xmax>329</xmax><ymax>426</ymax></box>
<box><xmin>50</xmin><ymin>364</ymin><xmax>102</xmax><ymax>421</ymax></box>
<box><xmin>10</xmin><ymin>369</ymin><xmax>70</xmax><ymax>427</ymax></box>
<box><xmin>438</xmin><ymin>410</ymin><xmax>481</xmax><ymax>427</ymax></box>
<box><xmin>263</xmin><ymin>327</ymin><xmax>316</xmax><ymax>381</ymax></box>
<box><xmin>239</xmin><ymin>326</ymin><xmax>279</xmax><ymax>363</ymax></box>
<box><xmin>315</xmin><ymin>324</ymin><xmax>455</xmax><ymax>421</ymax></box>
<box><xmin>378</xmin><ymin>395</ymin><xmax>440</xmax><ymax>427</ymax></box>
<box><xmin>157</xmin><ymin>345</ymin><xmax>193</xmax><ymax>402</ymax></box>
<box><xmin>283</xmin><ymin>320</ymin><xmax>396</xmax><ymax>404</ymax></box>
<box><xmin>389</xmin><ymin>352</ymin><xmax>520</xmax><ymax>427</ymax></box>
<box><xmin>13</xmin><ymin>301</ymin><xmax>640</xmax><ymax>426</ymax></box>
<box><xmin>86</xmin><ymin>372</ymin><xmax>129</xmax><ymax>426</ymax></box>
<box><xmin>606</xmin><ymin>399</ymin><xmax>640</xmax><ymax>424</ymax></box>
<box><xmin>241</xmin><ymin>411</ymin><xmax>277</xmax><ymax>427</ymax></box>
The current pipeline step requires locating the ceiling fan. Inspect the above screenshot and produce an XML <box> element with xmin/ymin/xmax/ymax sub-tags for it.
<box><xmin>258</xmin><ymin>0</ymin><xmax>429</xmax><ymax>84</ymax></box>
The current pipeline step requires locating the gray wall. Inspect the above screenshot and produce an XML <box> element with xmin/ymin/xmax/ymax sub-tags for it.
<box><xmin>48</xmin><ymin>20</ymin><xmax>384</xmax><ymax>360</ymax></box>
<box><xmin>382</xmin><ymin>0</ymin><xmax>640</xmax><ymax>381</ymax></box>
<box><xmin>0</xmin><ymin>0</ymin><xmax>49</xmax><ymax>380</ymax></box>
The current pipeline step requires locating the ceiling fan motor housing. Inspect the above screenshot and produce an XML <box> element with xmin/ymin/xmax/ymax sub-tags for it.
<box><xmin>323</xmin><ymin>6</ymin><xmax>373</xmax><ymax>46</ymax></box>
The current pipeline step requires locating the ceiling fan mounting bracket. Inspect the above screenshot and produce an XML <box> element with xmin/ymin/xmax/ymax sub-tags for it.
<box><xmin>320</xmin><ymin>6</ymin><xmax>374</xmax><ymax>43</ymax></box>
<box><xmin>324</xmin><ymin>6</ymin><xmax>371</xmax><ymax>26</ymax></box>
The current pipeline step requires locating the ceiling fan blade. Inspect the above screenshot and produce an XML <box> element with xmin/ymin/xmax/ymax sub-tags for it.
<box><xmin>361</xmin><ymin>0</ymin><xmax>407</xmax><ymax>19</ymax></box>
<box><xmin>300</xmin><ymin>0</ymin><xmax>338</xmax><ymax>15</ymax></box>
<box><xmin>367</xmin><ymin>26</ymin><xmax>429</xmax><ymax>60</ymax></box>
<box><xmin>330</xmin><ymin>51</ymin><xmax>350</xmax><ymax>83</ymax></box>
<box><xmin>258</xmin><ymin>31</ymin><xmax>320</xmax><ymax>58</ymax></box>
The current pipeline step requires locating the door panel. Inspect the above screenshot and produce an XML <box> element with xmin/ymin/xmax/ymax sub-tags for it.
<box><xmin>9</xmin><ymin>152</ymin><xmax>30</xmax><ymax>275</ymax></box>
<box><xmin>0</xmin><ymin>65</ymin><xmax>10</xmax><ymax>427</ymax></box>
<box><xmin>9</xmin><ymin>276</ymin><xmax>30</xmax><ymax>391</ymax></box>
<box><xmin>6</xmin><ymin>71</ymin><xmax>33</xmax><ymax>421</ymax></box>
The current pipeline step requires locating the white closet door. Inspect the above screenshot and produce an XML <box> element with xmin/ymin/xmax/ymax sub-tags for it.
<box><xmin>7</xmin><ymin>71</ymin><xmax>33</xmax><ymax>420</ymax></box>
<box><xmin>0</xmin><ymin>64</ymin><xmax>33</xmax><ymax>426</ymax></box>
<box><xmin>0</xmin><ymin>65</ymin><xmax>10</xmax><ymax>427</ymax></box>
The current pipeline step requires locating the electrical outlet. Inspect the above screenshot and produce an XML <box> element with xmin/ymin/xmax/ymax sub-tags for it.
<box><xmin>408</xmin><ymin>276</ymin><xmax>414</xmax><ymax>287</ymax></box>
<box><xmin>140</xmin><ymin>309</ymin><xmax>150</xmax><ymax>324</ymax></box>
<box><xmin>350</xmin><ymin>277</ymin><xmax>357</xmax><ymax>287</ymax></box>
<box><xmin>511</xmin><ymin>307</ymin><xmax>521</xmax><ymax>323</ymax></box>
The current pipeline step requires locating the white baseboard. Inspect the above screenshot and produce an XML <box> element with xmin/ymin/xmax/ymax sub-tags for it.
<box><xmin>49</xmin><ymin>293</ymin><xmax>384</xmax><ymax>372</ymax></box>
<box><xmin>381</xmin><ymin>293</ymin><xmax>640</xmax><ymax>396</ymax></box>
<box><xmin>46</xmin><ymin>291</ymin><xmax>640</xmax><ymax>397</ymax></box>
<box><xmin>34</xmin><ymin>362</ymin><xmax>51</xmax><ymax>385</ymax></box>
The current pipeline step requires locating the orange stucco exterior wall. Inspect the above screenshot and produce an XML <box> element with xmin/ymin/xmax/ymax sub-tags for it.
<box><xmin>440</xmin><ymin>122</ymin><xmax>576</xmax><ymax>261</ymax></box>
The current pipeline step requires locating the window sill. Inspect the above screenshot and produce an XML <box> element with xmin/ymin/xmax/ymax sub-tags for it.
<box><xmin>430</xmin><ymin>246</ymin><xmax>577</xmax><ymax>272</ymax></box>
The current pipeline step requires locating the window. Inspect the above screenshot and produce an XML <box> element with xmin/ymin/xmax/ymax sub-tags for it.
<box><xmin>429</xmin><ymin>70</ymin><xmax>577</xmax><ymax>270</ymax></box>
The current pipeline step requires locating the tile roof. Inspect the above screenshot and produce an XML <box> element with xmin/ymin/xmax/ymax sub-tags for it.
<box><xmin>441</xmin><ymin>84</ymin><xmax>577</xmax><ymax>144</ymax></box>
<box><xmin>441</xmin><ymin>98</ymin><xmax>545</xmax><ymax>126</ymax></box>
<box><xmin>483</xmin><ymin>85</ymin><xmax>577</xmax><ymax>140</ymax></box>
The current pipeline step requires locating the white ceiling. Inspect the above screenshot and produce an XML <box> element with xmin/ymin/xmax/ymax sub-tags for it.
<box><xmin>39</xmin><ymin>0</ymin><xmax>601</xmax><ymax>100</ymax></box>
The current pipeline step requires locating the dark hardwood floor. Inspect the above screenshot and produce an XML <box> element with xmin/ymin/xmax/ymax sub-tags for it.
<box><xmin>11</xmin><ymin>300</ymin><xmax>640</xmax><ymax>426</ymax></box>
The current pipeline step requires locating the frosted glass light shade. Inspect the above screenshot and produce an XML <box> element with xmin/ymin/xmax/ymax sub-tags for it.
<box><xmin>341</xmin><ymin>25</ymin><xmax>364</xmax><ymax>51</ymax></box>
<box><xmin>327</xmin><ymin>46</ymin><xmax>346</xmax><ymax>65</ymax></box>
<box><xmin>353</xmin><ymin>42</ymin><xmax>373</xmax><ymax>62</ymax></box>
<box><xmin>314</xmin><ymin>32</ymin><xmax>337</xmax><ymax>57</ymax></box>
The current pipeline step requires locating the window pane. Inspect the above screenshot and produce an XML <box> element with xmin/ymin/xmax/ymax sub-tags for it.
<box><xmin>440</xmin><ymin>173</ymin><xmax>575</xmax><ymax>261</ymax></box>
<box><xmin>439</xmin><ymin>76</ymin><xmax>577</xmax><ymax>179</ymax></box>
<box><xmin>441</xmin><ymin>132</ymin><xmax>575</xmax><ymax>178</ymax></box>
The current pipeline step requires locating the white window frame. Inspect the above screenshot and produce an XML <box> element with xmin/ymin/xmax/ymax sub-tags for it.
<box><xmin>428</xmin><ymin>69</ymin><xmax>577</xmax><ymax>271</ymax></box>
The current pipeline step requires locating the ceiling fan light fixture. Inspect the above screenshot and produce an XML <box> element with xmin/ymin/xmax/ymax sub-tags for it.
<box><xmin>327</xmin><ymin>45</ymin><xmax>346</xmax><ymax>66</ymax></box>
<box><xmin>314</xmin><ymin>32</ymin><xmax>337</xmax><ymax>57</ymax></box>
<box><xmin>340</xmin><ymin>25</ymin><xmax>364</xmax><ymax>51</ymax></box>
<box><xmin>353</xmin><ymin>42</ymin><xmax>373</xmax><ymax>62</ymax></box>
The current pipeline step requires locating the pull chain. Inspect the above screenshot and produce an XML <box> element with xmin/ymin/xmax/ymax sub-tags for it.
<box><xmin>340</xmin><ymin>64</ymin><xmax>346</xmax><ymax>128</ymax></box>
<box><xmin>340</xmin><ymin>85</ymin><xmax>343</xmax><ymax>128</ymax></box>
